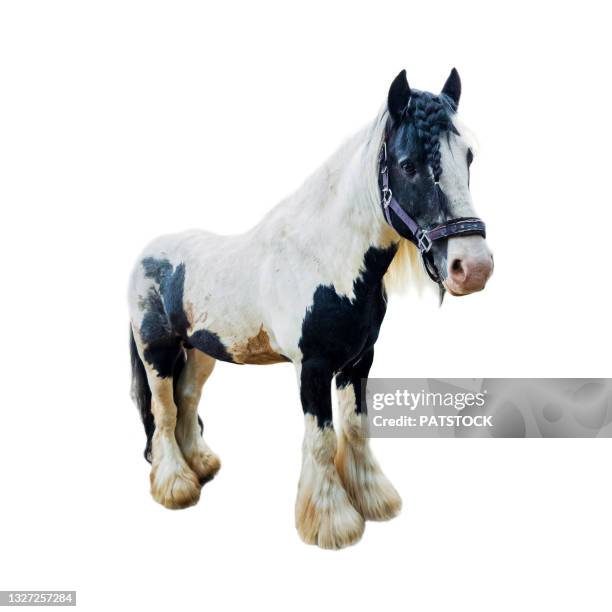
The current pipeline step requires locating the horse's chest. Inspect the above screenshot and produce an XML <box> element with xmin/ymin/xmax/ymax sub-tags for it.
<box><xmin>298</xmin><ymin>245</ymin><xmax>396</xmax><ymax>370</ymax></box>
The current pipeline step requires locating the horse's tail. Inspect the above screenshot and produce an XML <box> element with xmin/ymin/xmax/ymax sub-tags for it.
<box><xmin>129</xmin><ymin>326</ymin><xmax>189</xmax><ymax>463</ymax></box>
<box><xmin>130</xmin><ymin>326</ymin><xmax>155</xmax><ymax>462</ymax></box>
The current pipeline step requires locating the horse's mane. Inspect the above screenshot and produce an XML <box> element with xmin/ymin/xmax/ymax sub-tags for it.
<box><xmin>257</xmin><ymin>103</ymin><xmax>431</xmax><ymax>295</ymax></box>
<box><xmin>383</xmin><ymin>236</ymin><xmax>428</xmax><ymax>294</ymax></box>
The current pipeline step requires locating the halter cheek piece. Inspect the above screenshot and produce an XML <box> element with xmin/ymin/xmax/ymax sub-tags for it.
<box><xmin>379</xmin><ymin>139</ymin><xmax>487</xmax><ymax>284</ymax></box>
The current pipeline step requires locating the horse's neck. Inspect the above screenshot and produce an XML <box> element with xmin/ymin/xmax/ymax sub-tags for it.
<box><xmin>255</xmin><ymin>125</ymin><xmax>396</xmax><ymax>290</ymax></box>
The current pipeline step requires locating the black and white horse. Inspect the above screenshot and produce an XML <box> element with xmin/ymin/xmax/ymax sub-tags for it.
<box><xmin>128</xmin><ymin>69</ymin><xmax>493</xmax><ymax>549</ymax></box>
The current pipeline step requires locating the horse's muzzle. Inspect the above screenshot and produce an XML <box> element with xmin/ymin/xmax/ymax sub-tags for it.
<box><xmin>443</xmin><ymin>236</ymin><xmax>494</xmax><ymax>296</ymax></box>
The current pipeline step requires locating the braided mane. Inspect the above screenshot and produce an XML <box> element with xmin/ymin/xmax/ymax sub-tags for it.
<box><xmin>409</xmin><ymin>92</ymin><xmax>457</xmax><ymax>183</ymax></box>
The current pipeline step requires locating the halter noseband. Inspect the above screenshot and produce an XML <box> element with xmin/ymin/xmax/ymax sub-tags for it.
<box><xmin>378</xmin><ymin>138</ymin><xmax>486</xmax><ymax>284</ymax></box>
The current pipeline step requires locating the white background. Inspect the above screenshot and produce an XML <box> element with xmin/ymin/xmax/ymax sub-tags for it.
<box><xmin>1</xmin><ymin>1</ymin><xmax>611</xmax><ymax>611</ymax></box>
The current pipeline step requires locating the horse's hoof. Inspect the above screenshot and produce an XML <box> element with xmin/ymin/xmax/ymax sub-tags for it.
<box><xmin>340</xmin><ymin>467</ymin><xmax>402</xmax><ymax>522</ymax></box>
<box><xmin>184</xmin><ymin>449</ymin><xmax>221</xmax><ymax>485</ymax></box>
<box><xmin>357</xmin><ymin>478</ymin><xmax>402</xmax><ymax>522</ymax></box>
<box><xmin>336</xmin><ymin>441</ymin><xmax>402</xmax><ymax>522</ymax></box>
<box><xmin>150</xmin><ymin>463</ymin><xmax>201</xmax><ymax>509</ymax></box>
<box><xmin>296</xmin><ymin>482</ymin><xmax>365</xmax><ymax>549</ymax></box>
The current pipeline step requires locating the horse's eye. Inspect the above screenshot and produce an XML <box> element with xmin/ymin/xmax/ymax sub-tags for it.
<box><xmin>400</xmin><ymin>161</ymin><xmax>417</xmax><ymax>177</ymax></box>
<box><xmin>467</xmin><ymin>149</ymin><xmax>474</xmax><ymax>167</ymax></box>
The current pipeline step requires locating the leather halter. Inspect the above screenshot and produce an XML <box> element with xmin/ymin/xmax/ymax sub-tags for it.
<box><xmin>378</xmin><ymin>138</ymin><xmax>486</xmax><ymax>284</ymax></box>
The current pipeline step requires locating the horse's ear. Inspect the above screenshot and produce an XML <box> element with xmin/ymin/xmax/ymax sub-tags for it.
<box><xmin>441</xmin><ymin>67</ymin><xmax>461</xmax><ymax>108</ymax></box>
<box><xmin>388</xmin><ymin>69</ymin><xmax>411</xmax><ymax>122</ymax></box>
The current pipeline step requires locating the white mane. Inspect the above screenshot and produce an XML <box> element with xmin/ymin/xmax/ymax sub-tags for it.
<box><xmin>255</xmin><ymin>104</ymin><xmax>429</xmax><ymax>295</ymax></box>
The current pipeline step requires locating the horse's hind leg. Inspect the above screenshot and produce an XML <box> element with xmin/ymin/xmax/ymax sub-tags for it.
<box><xmin>133</xmin><ymin>332</ymin><xmax>201</xmax><ymax>509</ymax></box>
<box><xmin>335</xmin><ymin>348</ymin><xmax>402</xmax><ymax>521</ymax></box>
<box><xmin>175</xmin><ymin>349</ymin><xmax>221</xmax><ymax>484</ymax></box>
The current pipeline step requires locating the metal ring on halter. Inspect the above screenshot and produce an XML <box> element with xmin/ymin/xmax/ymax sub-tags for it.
<box><xmin>417</xmin><ymin>232</ymin><xmax>432</xmax><ymax>253</ymax></box>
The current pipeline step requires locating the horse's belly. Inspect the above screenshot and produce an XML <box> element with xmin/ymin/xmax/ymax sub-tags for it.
<box><xmin>184</xmin><ymin>302</ymin><xmax>289</xmax><ymax>365</ymax></box>
<box><xmin>228</xmin><ymin>325</ymin><xmax>290</xmax><ymax>364</ymax></box>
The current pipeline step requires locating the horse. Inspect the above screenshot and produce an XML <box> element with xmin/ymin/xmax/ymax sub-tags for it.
<box><xmin>128</xmin><ymin>68</ymin><xmax>494</xmax><ymax>549</ymax></box>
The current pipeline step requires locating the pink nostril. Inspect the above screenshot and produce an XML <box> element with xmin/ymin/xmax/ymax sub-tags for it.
<box><xmin>450</xmin><ymin>258</ymin><xmax>467</xmax><ymax>282</ymax></box>
<box><xmin>447</xmin><ymin>255</ymin><xmax>493</xmax><ymax>292</ymax></box>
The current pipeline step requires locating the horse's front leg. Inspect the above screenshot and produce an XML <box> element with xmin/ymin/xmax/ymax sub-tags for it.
<box><xmin>335</xmin><ymin>348</ymin><xmax>402</xmax><ymax>521</ymax></box>
<box><xmin>295</xmin><ymin>359</ymin><xmax>365</xmax><ymax>549</ymax></box>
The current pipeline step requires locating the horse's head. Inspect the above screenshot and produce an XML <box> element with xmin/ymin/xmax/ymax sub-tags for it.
<box><xmin>382</xmin><ymin>69</ymin><xmax>493</xmax><ymax>296</ymax></box>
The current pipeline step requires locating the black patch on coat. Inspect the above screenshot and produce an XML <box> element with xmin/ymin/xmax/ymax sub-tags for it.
<box><xmin>300</xmin><ymin>358</ymin><xmax>335</xmax><ymax>428</ymax></box>
<box><xmin>139</xmin><ymin>284</ymin><xmax>182</xmax><ymax>378</ymax></box>
<box><xmin>187</xmin><ymin>329</ymin><xmax>234</xmax><ymax>363</ymax></box>
<box><xmin>335</xmin><ymin>347</ymin><xmax>374</xmax><ymax>414</ymax></box>
<box><xmin>142</xmin><ymin>258</ymin><xmax>190</xmax><ymax>336</ymax></box>
<box><xmin>139</xmin><ymin>257</ymin><xmax>234</xmax><ymax>375</ymax></box>
<box><xmin>299</xmin><ymin>245</ymin><xmax>396</xmax><ymax>370</ymax></box>
<box><xmin>467</xmin><ymin>148</ymin><xmax>473</xmax><ymax>187</ymax></box>
<box><xmin>298</xmin><ymin>245</ymin><xmax>397</xmax><ymax>426</ymax></box>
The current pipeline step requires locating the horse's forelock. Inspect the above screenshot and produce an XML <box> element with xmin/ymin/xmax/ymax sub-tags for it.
<box><xmin>408</xmin><ymin>91</ymin><xmax>457</xmax><ymax>183</ymax></box>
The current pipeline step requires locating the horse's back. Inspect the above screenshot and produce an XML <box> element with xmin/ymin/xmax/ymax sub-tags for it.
<box><xmin>136</xmin><ymin>228</ymin><xmax>222</xmax><ymax>265</ymax></box>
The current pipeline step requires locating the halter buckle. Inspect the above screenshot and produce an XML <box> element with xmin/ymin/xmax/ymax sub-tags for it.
<box><xmin>381</xmin><ymin>187</ymin><xmax>392</xmax><ymax>208</ymax></box>
<box><xmin>417</xmin><ymin>232</ymin><xmax>432</xmax><ymax>253</ymax></box>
